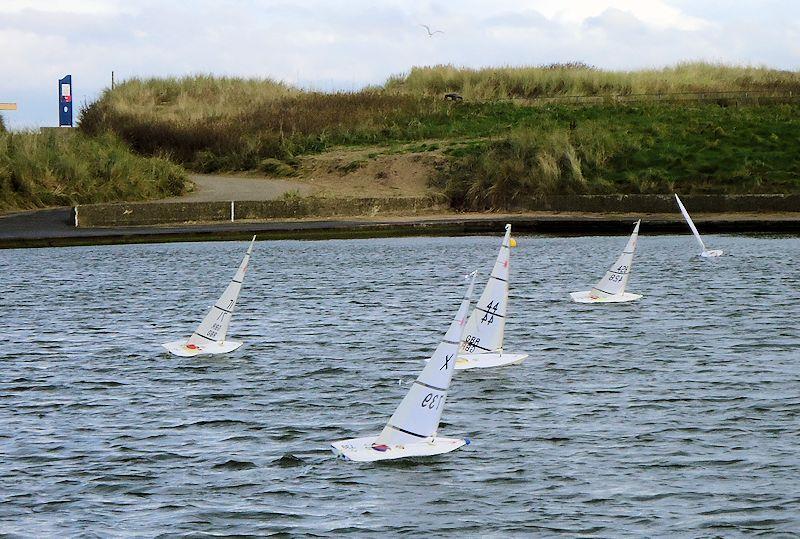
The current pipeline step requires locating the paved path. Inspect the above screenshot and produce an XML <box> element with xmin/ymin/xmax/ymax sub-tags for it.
<box><xmin>161</xmin><ymin>174</ymin><xmax>313</xmax><ymax>202</ymax></box>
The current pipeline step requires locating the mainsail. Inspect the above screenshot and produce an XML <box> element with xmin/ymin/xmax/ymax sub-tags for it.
<box><xmin>675</xmin><ymin>194</ymin><xmax>707</xmax><ymax>252</ymax></box>
<box><xmin>460</xmin><ymin>224</ymin><xmax>512</xmax><ymax>355</ymax></box>
<box><xmin>589</xmin><ymin>220</ymin><xmax>640</xmax><ymax>299</ymax></box>
<box><xmin>186</xmin><ymin>235</ymin><xmax>255</xmax><ymax>348</ymax></box>
<box><xmin>375</xmin><ymin>271</ymin><xmax>476</xmax><ymax>446</ymax></box>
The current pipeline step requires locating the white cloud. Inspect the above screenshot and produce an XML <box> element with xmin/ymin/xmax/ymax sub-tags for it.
<box><xmin>531</xmin><ymin>0</ymin><xmax>711</xmax><ymax>30</ymax></box>
<box><xmin>0</xmin><ymin>0</ymin><xmax>128</xmax><ymax>15</ymax></box>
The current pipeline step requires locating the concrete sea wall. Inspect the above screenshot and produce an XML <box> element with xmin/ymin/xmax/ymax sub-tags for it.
<box><xmin>76</xmin><ymin>196</ymin><xmax>439</xmax><ymax>227</ymax></box>
<box><xmin>518</xmin><ymin>194</ymin><xmax>800</xmax><ymax>213</ymax></box>
<box><xmin>74</xmin><ymin>194</ymin><xmax>800</xmax><ymax>228</ymax></box>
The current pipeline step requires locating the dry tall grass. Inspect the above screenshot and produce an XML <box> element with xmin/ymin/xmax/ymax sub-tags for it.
<box><xmin>0</xmin><ymin>131</ymin><xmax>187</xmax><ymax>211</ymax></box>
<box><xmin>104</xmin><ymin>75</ymin><xmax>298</xmax><ymax>122</ymax></box>
<box><xmin>81</xmin><ymin>76</ymin><xmax>447</xmax><ymax>170</ymax></box>
<box><xmin>385</xmin><ymin>62</ymin><xmax>800</xmax><ymax>99</ymax></box>
<box><xmin>440</xmin><ymin>128</ymin><xmax>596</xmax><ymax>209</ymax></box>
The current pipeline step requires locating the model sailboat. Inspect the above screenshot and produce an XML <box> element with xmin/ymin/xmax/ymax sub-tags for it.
<box><xmin>162</xmin><ymin>236</ymin><xmax>256</xmax><ymax>357</ymax></box>
<box><xmin>674</xmin><ymin>194</ymin><xmax>723</xmax><ymax>257</ymax></box>
<box><xmin>331</xmin><ymin>272</ymin><xmax>477</xmax><ymax>462</ymax></box>
<box><xmin>570</xmin><ymin>220</ymin><xmax>642</xmax><ymax>303</ymax></box>
<box><xmin>456</xmin><ymin>224</ymin><xmax>528</xmax><ymax>370</ymax></box>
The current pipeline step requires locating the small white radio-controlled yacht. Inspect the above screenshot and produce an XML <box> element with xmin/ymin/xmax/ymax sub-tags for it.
<box><xmin>455</xmin><ymin>224</ymin><xmax>528</xmax><ymax>370</ymax></box>
<box><xmin>570</xmin><ymin>220</ymin><xmax>642</xmax><ymax>304</ymax></box>
<box><xmin>674</xmin><ymin>193</ymin><xmax>723</xmax><ymax>257</ymax></box>
<box><xmin>162</xmin><ymin>236</ymin><xmax>256</xmax><ymax>357</ymax></box>
<box><xmin>331</xmin><ymin>272</ymin><xmax>477</xmax><ymax>462</ymax></box>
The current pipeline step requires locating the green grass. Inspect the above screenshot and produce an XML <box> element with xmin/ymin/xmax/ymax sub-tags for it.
<box><xmin>434</xmin><ymin>102</ymin><xmax>800</xmax><ymax>209</ymax></box>
<box><xmin>0</xmin><ymin>131</ymin><xmax>188</xmax><ymax>212</ymax></box>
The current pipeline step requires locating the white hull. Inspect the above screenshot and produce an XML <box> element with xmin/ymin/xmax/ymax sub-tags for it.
<box><xmin>456</xmin><ymin>352</ymin><xmax>528</xmax><ymax>370</ymax></box>
<box><xmin>331</xmin><ymin>435</ymin><xmax>467</xmax><ymax>462</ymax></box>
<box><xmin>570</xmin><ymin>290</ymin><xmax>642</xmax><ymax>303</ymax></box>
<box><xmin>162</xmin><ymin>339</ymin><xmax>243</xmax><ymax>357</ymax></box>
<box><xmin>700</xmin><ymin>249</ymin><xmax>723</xmax><ymax>258</ymax></box>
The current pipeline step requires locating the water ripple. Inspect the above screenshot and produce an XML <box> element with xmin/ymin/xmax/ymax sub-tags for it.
<box><xmin>0</xmin><ymin>234</ymin><xmax>798</xmax><ymax>536</ymax></box>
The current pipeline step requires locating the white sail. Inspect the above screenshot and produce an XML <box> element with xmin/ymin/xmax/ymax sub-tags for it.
<box><xmin>460</xmin><ymin>224</ymin><xmax>511</xmax><ymax>355</ymax></box>
<box><xmin>675</xmin><ymin>194</ymin><xmax>706</xmax><ymax>251</ymax></box>
<box><xmin>186</xmin><ymin>236</ymin><xmax>255</xmax><ymax>348</ymax></box>
<box><xmin>589</xmin><ymin>220</ymin><xmax>640</xmax><ymax>299</ymax></box>
<box><xmin>374</xmin><ymin>271</ymin><xmax>477</xmax><ymax>446</ymax></box>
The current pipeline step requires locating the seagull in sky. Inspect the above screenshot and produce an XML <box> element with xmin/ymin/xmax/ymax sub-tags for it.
<box><xmin>420</xmin><ymin>24</ymin><xmax>444</xmax><ymax>37</ymax></box>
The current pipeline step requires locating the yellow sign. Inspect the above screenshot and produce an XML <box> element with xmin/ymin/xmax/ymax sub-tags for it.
<box><xmin>0</xmin><ymin>103</ymin><xmax>18</xmax><ymax>110</ymax></box>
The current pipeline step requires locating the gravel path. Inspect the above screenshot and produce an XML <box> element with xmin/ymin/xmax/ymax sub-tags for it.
<box><xmin>162</xmin><ymin>174</ymin><xmax>313</xmax><ymax>202</ymax></box>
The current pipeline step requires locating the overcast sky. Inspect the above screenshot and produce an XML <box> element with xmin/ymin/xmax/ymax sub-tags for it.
<box><xmin>2</xmin><ymin>0</ymin><xmax>799</xmax><ymax>129</ymax></box>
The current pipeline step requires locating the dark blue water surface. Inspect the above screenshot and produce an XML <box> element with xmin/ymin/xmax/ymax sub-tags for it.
<box><xmin>1</xmin><ymin>233</ymin><xmax>798</xmax><ymax>537</ymax></box>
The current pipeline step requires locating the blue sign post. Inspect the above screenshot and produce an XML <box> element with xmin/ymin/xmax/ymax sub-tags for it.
<box><xmin>59</xmin><ymin>75</ymin><xmax>73</xmax><ymax>127</ymax></box>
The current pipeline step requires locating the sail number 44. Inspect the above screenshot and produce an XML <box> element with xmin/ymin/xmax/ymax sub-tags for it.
<box><xmin>481</xmin><ymin>300</ymin><xmax>499</xmax><ymax>324</ymax></box>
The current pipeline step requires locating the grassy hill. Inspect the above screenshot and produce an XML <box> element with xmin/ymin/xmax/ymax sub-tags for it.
<box><xmin>9</xmin><ymin>62</ymin><xmax>799</xmax><ymax>212</ymax></box>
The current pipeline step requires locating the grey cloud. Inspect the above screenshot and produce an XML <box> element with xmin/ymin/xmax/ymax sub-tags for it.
<box><xmin>481</xmin><ymin>10</ymin><xmax>549</xmax><ymax>29</ymax></box>
<box><xmin>0</xmin><ymin>8</ymin><xmax>138</xmax><ymax>43</ymax></box>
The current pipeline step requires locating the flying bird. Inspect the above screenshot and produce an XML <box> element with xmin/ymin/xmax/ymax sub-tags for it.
<box><xmin>420</xmin><ymin>24</ymin><xmax>444</xmax><ymax>37</ymax></box>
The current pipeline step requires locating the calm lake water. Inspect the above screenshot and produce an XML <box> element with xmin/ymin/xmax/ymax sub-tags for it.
<box><xmin>1</xmin><ymin>233</ymin><xmax>798</xmax><ymax>536</ymax></box>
